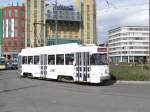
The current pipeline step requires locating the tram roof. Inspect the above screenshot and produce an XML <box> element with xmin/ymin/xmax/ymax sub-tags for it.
<box><xmin>20</xmin><ymin>43</ymin><xmax>106</xmax><ymax>56</ymax></box>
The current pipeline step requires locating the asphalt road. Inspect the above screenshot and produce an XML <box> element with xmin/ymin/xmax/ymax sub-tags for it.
<box><xmin>0</xmin><ymin>70</ymin><xmax>150</xmax><ymax>112</ymax></box>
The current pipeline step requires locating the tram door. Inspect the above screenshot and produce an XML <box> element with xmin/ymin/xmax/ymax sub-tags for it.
<box><xmin>40</xmin><ymin>54</ymin><xmax>48</xmax><ymax>78</ymax></box>
<box><xmin>75</xmin><ymin>52</ymin><xmax>90</xmax><ymax>82</ymax></box>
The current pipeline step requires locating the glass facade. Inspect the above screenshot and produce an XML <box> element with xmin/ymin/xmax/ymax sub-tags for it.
<box><xmin>46</xmin><ymin>6</ymin><xmax>81</xmax><ymax>21</ymax></box>
<box><xmin>25</xmin><ymin>0</ymin><xmax>96</xmax><ymax>47</ymax></box>
<box><xmin>109</xmin><ymin>26</ymin><xmax>149</xmax><ymax>63</ymax></box>
<box><xmin>46</xmin><ymin>4</ymin><xmax>82</xmax><ymax>46</ymax></box>
<box><xmin>26</xmin><ymin>0</ymin><xmax>46</xmax><ymax>47</ymax></box>
<box><xmin>46</xmin><ymin>38</ymin><xmax>80</xmax><ymax>46</ymax></box>
<box><xmin>76</xmin><ymin>0</ymin><xmax>96</xmax><ymax>45</ymax></box>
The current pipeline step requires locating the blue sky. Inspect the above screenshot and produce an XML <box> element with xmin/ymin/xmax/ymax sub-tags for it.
<box><xmin>0</xmin><ymin>0</ymin><xmax>24</xmax><ymax>6</ymax></box>
<box><xmin>0</xmin><ymin>0</ymin><xmax>149</xmax><ymax>44</ymax></box>
<box><xmin>97</xmin><ymin>0</ymin><xmax>149</xmax><ymax>43</ymax></box>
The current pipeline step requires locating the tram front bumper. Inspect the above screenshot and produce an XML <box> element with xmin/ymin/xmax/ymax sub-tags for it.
<box><xmin>100</xmin><ymin>75</ymin><xmax>111</xmax><ymax>81</ymax></box>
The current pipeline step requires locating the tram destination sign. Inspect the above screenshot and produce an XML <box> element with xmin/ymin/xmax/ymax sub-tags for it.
<box><xmin>97</xmin><ymin>48</ymin><xmax>107</xmax><ymax>52</ymax></box>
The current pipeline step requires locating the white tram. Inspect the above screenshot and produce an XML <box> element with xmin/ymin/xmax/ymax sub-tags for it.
<box><xmin>18</xmin><ymin>43</ymin><xmax>110</xmax><ymax>84</ymax></box>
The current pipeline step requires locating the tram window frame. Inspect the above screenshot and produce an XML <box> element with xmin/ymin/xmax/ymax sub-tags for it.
<box><xmin>65</xmin><ymin>54</ymin><xmax>74</xmax><ymax>65</ymax></box>
<box><xmin>22</xmin><ymin>56</ymin><xmax>27</xmax><ymax>64</ymax></box>
<box><xmin>28</xmin><ymin>56</ymin><xmax>33</xmax><ymax>65</ymax></box>
<box><xmin>56</xmin><ymin>54</ymin><xmax>64</xmax><ymax>65</ymax></box>
<box><xmin>34</xmin><ymin>56</ymin><xmax>39</xmax><ymax>65</ymax></box>
<box><xmin>48</xmin><ymin>55</ymin><xmax>55</xmax><ymax>65</ymax></box>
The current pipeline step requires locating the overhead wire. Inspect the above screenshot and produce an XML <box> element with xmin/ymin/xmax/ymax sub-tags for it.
<box><xmin>103</xmin><ymin>0</ymin><xmax>148</xmax><ymax>12</ymax></box>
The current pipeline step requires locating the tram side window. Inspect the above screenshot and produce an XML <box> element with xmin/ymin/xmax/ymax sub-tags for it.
<box><xmin>56</xmin><ymin>54</ymin><xmax>64</xmax><ymax>65</ymax></box>
<box><xmin>28</xmin><ymin>56</ymin><xmax>33</xmax><ymax>64</ymax></box>
<box><xmin>34</xmin><ymin>56</ymin><xmax>39</xmax><ymax>65</ymax></box>
<box><xmin>48</xmin><ymin>55</ymin><xmax>55</xmax><ymax>65</ymax></box>
<box><xmin>65</xmin><ymin>54</ymin><xmax>74</xmax><ymax>65</ymax></box>
<box><xmin>22</xmin><ymin>56</ymin><xmax>27</xmax><ymax>64</ymax></box>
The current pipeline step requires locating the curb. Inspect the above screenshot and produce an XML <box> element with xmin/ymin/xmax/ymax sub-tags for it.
<box><xmin>116</xmin><ymin>81</ymin><xmax>150</xmax><ymax>85</ymax></box>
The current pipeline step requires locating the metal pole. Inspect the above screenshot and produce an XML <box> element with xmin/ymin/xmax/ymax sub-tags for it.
<box><xmin>33</xmin><ymin>23</ymin><xmax>37</xmax><ymax>47</ymax></box>
<box><xmin>55</xmin><ymin>0</ymin><xmax>58</xmax><ymax>45</ymax></box>
<box><xmin>148</xmin><ymin>0</ymin><xmax>150</xmax><ymax>81</ymax></box>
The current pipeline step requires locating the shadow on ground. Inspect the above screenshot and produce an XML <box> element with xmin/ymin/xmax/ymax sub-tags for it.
<box><xmin>18</xmin><ymin>76</ymin><xmax>117</xmax><ymax>87</ymax></box>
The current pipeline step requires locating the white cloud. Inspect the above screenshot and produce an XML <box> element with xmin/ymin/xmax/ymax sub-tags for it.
<box><xmin>97</xmin><ymin>1</ymin><xmax>149</xmax><ymax>43</ymax></box>
<box><xmin>7</xmin><ymin>0</ymin><xmax>147</xmax><ymax>44</ymax></box>
<box><xmin>122</xmin><ymin>10</ymin><xmax>149</xmax><ymax>25</ymax></box>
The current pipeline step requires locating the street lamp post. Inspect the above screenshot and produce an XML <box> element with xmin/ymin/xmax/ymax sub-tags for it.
<box><xmin>55</xmin><ymin>0</ymin><xmax>58</xmax><ymax>45</ymax></box>
<box><xmin>148</xmin><ymin>0</ymin><xmax>150</xmax><ymax>81</ymax></box>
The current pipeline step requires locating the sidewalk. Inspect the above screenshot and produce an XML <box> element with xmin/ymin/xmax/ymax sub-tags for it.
<box><xmin>116</xmin><ymin>81</ymin><xmax>150</xmax><ymax>85</ymax></box>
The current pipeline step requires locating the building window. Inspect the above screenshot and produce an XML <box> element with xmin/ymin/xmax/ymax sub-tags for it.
<box><xmin>21</xmin><ymin>21</ymin><xmax>24</xmax><ymax>28</ymax></box>
<box><xmin>34</xmin><ymin>0</ymin><xmax>37</xmax><ymax>8</ymax></box>
<box><xmin>47</xmin><ymin>10</ymin><xmax>50</xmax><ymax>13</ymax></box>
<box><xmin>14</xmin><ymin>47</ymin><xmax>18</xmax><ymax>52</ymax></box>
<box><xmin>8</xmin><ymin>41</ymin><xmax>11</xmax><ymax>47</ymax></box>
<box><xmin>27</xmin><ymin>41</ymin><xmax>30</xmax><ymax>47</ymax></box>
<box><xmin>5</xmin><ymin>48</ymin><xmax>8</xmax><ymax>52</ymax></box>
<box><xmin>21</xmin><ymin>41</ymin><xmax>25</xmax><ymax>47</ymax></box>
<box><xmin>14</xmin><ymin>19</ymin><xmax>18</xmax><ymax>28</ymax></box>
<box><xmin>21</xmin><ymin>32</ymin><xmax>25</xmax><ymax>38</ymax></box>
<box><xmin>14</xmin><ymin>9</ymin><xmax>18</xmax><ymax>17</ymax></box>
<box><xmin>21</xmin><ymin>10</ymin><xmax>24</xmax><ymax>17</ymax></box>
<box><xmin>8</xmin><ymin>31</ymin><xmax>11</xmax><ymax>38</ymax></box>
<box><xmin>9</xmin><ymin>10</ymin><xmax>12</xmax><ymax>17</ymax></box>
<box><xmin>3</xmin><ymin>10</ymin><xmax>6</xmax><ymax>17</ymax></box>
<box><xmin>14</xmin><ymin>41</ymin><xmax>17</xmax><ymax>48</ymax></box>
<box><xmin>14</xmin><ymin>29</ymin><xmax>18</xmax><ymax>37</ymax></box>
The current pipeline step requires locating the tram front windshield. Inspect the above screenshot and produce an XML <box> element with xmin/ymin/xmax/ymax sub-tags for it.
<box><xmin>90</xmin><ymin>53</ymin><xmax>108</xmax><ymax>65</ymax></box>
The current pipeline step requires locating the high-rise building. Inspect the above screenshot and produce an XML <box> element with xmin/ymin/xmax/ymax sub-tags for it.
<box><xmin>2</xmin><ymin>4</ymin><xmax>25</xmax><ymax>61</ymax></box>
<box><xmin>25</xmin><ymin>0</ymin><xmax>46</xmax><ymax>48</ymax></box>
<box><xmin>25</xmin><ymin>0</ymin><xmax>97</xmax><ymax>47</ymax></box>
<box><xmin>0</xmin><ymin>8</ymin><xmax>2</xmax><ymax>56</ymax></box>
<box><xmin>76</xmin><ymin>0</ymin><xmax>97</xmax><ymax>44</ymax></box>
<box><xmin>108</xmin><ymin>26</ymin><xmax>149</xmax><ymax>63</ymax></box>
<box><xmin>46</xmin><ymin>4</ymin><xmax>81</xmax><ymax>45</ymax></box>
